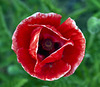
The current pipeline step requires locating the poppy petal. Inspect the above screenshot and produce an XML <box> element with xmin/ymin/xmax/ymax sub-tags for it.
<box><xmin>27</xmin><ymin>24</ymin><xmax>63</xmax><ymax>39</ymax></box>
<box><xmin>63</xmin><ymin>38</ymin><xmax>85</xmax><ymax>76</ymax></box>
<box><xmin>39</xmin><ymin>25</ymin><xmax>66</xmax><ymax>44</ymax></box>
<box><xmin>57</xmin><ymin>17</ymin><xmax>78</xmax><ymax>35</ymax></box>
<box><xmin>20</xmin><ymin>12</ymin><xmax>62</xmax><ymax>28</ymax></box>
<box><xmin>29</xmin><ymin>27</ymin><xmax>43</xmax><ymax>60</ymax></box>
<box><xmin>17</xmin><ymin>48</ymin><xmax>36</xmax><ymax>76</ymax></box>
<box><xmin>34</xmin><ymin>60</ymin><xmax>71</xmax><ymax>81</ymax></box>
<box><xmin>12</xmin><ymin>23</ymin><xmax>38</xmax><ymax>53</ymax></box>
<box><xmin>57</xmin><ymin>18</ymin><xmax>85</xmax><ymax>76</ymax></box>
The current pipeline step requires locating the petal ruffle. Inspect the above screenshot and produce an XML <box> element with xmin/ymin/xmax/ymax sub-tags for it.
<box><xmin>12</xmin><ymin>23</ymin><xmax>38</xmax><ymax>53</ymax></box>
<box><xmin>29</xmin><ymin>27</ymin><xmax>43</xmax><ymax>60</ymax></box>
<box><xmin>57</xmin><ymin>17</ymin><xmax>78</xmax><ymax>36</ymax></box>
<box><xmin>57</xmin><ymin>18</ymin><xmax>85</xmax><ymax>76</ymax></box>
<box><xmin>21</xmin><ymin>12</ymin><xmax>62</xmax><ymax>28</ymax></box>
<box><xmin>34</xmin><ymin>60</ymin><xmax>71</xmax><ymax>81</ymax></box>
<box><xmin>17</xmin><ymin>48</ymin><xmax>36</xmax><ymax>76</ymax></box>
<box><xmin>63</xmin><ymin>38</ymin><xmax>85</xmax><ymax>76</ymax></box>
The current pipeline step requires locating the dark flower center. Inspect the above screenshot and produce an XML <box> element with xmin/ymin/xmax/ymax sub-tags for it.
<box><xmin>37</xmin><ymin>38</ymin><xmax>61</xmax><ymax>59</ymax></box>
<box><xmin>42</xmin><ymin>39</ymin><xmax>54</xmax><ymax>51</ymax></box>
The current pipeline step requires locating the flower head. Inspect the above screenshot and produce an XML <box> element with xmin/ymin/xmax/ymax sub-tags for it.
<box><xmin>12</xmin><ymin>12</ymin><xmax>86</xmax><ymax>81</ymax></box>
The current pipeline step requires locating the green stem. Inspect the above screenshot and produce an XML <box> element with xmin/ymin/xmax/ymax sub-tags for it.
<box><xmin>87</xmin><ymin>34</ymin><xmax>95</xmax><ymax>49</ymax></box>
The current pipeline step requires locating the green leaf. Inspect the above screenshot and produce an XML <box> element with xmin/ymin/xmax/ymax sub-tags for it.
<box><xmin>87</xmin><ymin>17</ymin><xmax>100</xmax><ymax>34</ymax></box>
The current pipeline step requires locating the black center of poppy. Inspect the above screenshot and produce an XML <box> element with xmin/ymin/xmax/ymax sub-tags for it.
<box><xmin>42</xmin><ymin>39</ymin><xmax>54</xmax><ymax>51</ymax></box>
<box><xmin>37</xmin><ymin>38</ymin><xmax>61</xmax><ymax>58</ymax></box>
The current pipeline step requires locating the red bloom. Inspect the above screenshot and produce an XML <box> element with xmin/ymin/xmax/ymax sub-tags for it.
<box><xmin>12</xmin><ymin>12</ymin><xmax>86</xmax><ymax>81</ymax></box>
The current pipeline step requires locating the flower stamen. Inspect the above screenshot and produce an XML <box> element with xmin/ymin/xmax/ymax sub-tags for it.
<box><xmin>42</xmin><ymin>39</ymin><xmax>54</xmax><ymax>51</ymax></box>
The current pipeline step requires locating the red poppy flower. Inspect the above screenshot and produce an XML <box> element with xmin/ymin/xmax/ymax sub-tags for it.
<box><xmin>12</xmin><ymin>12</ymin><xmax>85</xmax><ymax>81</ymax></box>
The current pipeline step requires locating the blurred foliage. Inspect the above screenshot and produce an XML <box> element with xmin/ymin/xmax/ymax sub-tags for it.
<box><xmin>0</xmin><ymin>0</ymin><xmax>100</xmax><ymax>87</ymax></box>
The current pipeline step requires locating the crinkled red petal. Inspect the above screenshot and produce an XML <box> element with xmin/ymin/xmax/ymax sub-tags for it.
<box><xmin>29</xmin><ymin>27</ymin><xmax>43</xmax><ymax>60</ymax></box>
<box><xmin>17</xmin><ymin>48</ymin><xmax>36</xmax><ymax>76</ymax></box>
<box><xmin>12</xmin><ymin>23</ymin><xmax>37</xmax><ymax>53</ymax></box>
<box><xmin>34</xmin><ymin>60</ymin><xmax>71</xmax><ymax>81</ymax></box>
<box><xmin>57</xmin><ymin>17</ymin><xmax>78</xmax><ymax>36</ymax></box>
<box><xmin>57</xmin><ymin>18</ymin><xmax>86</xmax><ymax>76</ymax></box>
<box><xmin>21</xmin><ymin>12</ymin><xmax>62</xmax><ymax>28</ymax></box>
<box><xmin>39</xmin><ymin>25</ymin><xmax>66</xmax><ymax>44</ymax></box>
<box><xmin>63</xmin><ymin>39</ymin><xmax>85</xmax><ymax>77</ymax></box>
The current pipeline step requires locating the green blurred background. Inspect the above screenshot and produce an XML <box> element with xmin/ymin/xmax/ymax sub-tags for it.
<box><xmin>0</xmin><ymin>0</ymin><xmax>100</xmax><ymax>87</ymax></box>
